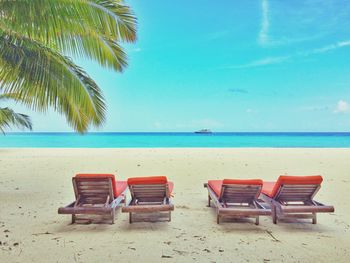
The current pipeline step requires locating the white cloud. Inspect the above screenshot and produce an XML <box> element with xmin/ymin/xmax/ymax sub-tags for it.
<box><xmin>259</xmin><ymin>0</ymin><xmax>269</xmax><ymax>45</ymax></box>
<box><xmin>334</xmin><ymin>100</ymin><xmax>350</xmax><ymax>113</ymax></box>
<box><xmin>228</xmin><ymin>39</ymin><xmax>350</xmax><ymax>70</ymax></box>
<box><xmin>263</xmin><ymin>34</ymin><xmax>326</xmax><ymax>47</ymax></box>
<box><xmin>230</xmin><ymin>56</ymin><xmax>290</xmax><ymax>69</ymax></box>
<box><xmin>338</xmin><ymin>41</ymin><xmax>350</xmax><ymax>47</ymax></box>
<box><xmin>294</xmin><ymin>40</ymin><xmax>350</xmax><ymax>57</ymax></box>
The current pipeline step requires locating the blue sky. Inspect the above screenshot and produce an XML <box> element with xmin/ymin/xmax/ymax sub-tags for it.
<box><xmin>8</xmin><ymin>0</ymin><xmax>350</xmax><ymax>132</ymax></box>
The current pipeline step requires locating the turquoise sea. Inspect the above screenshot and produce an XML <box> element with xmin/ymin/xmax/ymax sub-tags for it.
<box><xmin>0</xmin><ymin>132</ymin><xmax>350</xmax><ymax>148</ymax></box>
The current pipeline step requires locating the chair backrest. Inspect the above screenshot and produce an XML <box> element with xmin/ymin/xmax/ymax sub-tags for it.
<box><xmin>127</xmin><ymin>176</ymin><xmax>170</xmax><ymax>202</ymax></box>
<box><xmin>272</xmin><ymin>175</ymin><xmax>323</xmax><ymax>202</ymax></box>
<box><xmin>73</xmin><ymin>174</ymin><xmax>115</xmax><ymax>203</ymax></box>
<box><xmin>220</xmin><ymin>179</ymin><xmax>263</xmax><ymax>204</ymax></box>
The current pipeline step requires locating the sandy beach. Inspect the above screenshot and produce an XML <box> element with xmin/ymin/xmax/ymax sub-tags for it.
<box><xmin>0</xmin><ymin>148</ymin><xmax>349</xmax><ymax>262</ymax></box>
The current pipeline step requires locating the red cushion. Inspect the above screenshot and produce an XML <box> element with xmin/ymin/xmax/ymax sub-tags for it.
<box><xmin>127</xmin><ymin>176</ymin><xmax>173</xmax><ymax>196</ymax></box>
<box><xmin>115</xmin><ymin>181</ymin><xmax>128</xmax><ymax>197</ymax></box>
<box><xmin>261</xmin><ymin>182</ymin><xmax>275</xmax><ymax>197</ymax></box>
<box><xmin>262</xmin><ymin>175</ymin><xmax>323</xmax><ymax>198</ymax></box>
<box><xmin>75</xmin><ymin>174</ymin><xmax>126</xmax><ymax>198</ymax></box>
<box><xmin>127</xmin><ymin>176</ymin><xmax>168</xmax><ymax>185</ymax></box>
<box><xmin>208</xmin><ymin>180</ymin><xmax>223</xmax><ymax>197</ymax></box>
<box><xmin>208</xmin><ymin>179</ymin><xmax>263</xmax><ymax>197</ymax></box>
<box><xmin>223</xmin><ymin>179</ymin><xmax>263</xmax><ymax>185</ymax></box>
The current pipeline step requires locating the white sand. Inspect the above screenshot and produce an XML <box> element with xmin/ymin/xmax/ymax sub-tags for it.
<box><xmin>0</xmin><ymin>148</ymin><xmax>349</xmax><ymax>262</ymax></box>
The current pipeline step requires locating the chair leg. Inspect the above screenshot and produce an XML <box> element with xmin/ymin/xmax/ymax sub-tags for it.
<box><xmin>208</xmin><ymin>195</ymin><xmax>211</xmax><ymax>207</ymax></box>
<box><xmin>168</xmin><ymin>211</ymin><xmax>171</xmax><ymax>222</ymax></box>
<box><xmin>71</xmin><ymin>214</ymin><xmax>76</xmax><ymax>224</ymax></box>
<box><xmin>272</xmin><ymin>206</ymin><xmax>277</xmax><ymax>224</ymax></box>
<box><xmin>129</xmin><ymin>212</ymin><xmax>133</xmax><ymax>224</ymax></box>
<box><xmin>255</xmin><ymin>216</ymin><xmax>259</xmax><ymax>225</ymax></box>
<box><xmin>111</xmin><ymin>208</ymin><xmax>115</xmax><ymax>224</ymax></box>
<box><xmin>312</xmin><ymin>213</ymin><xmax>317</xmax><ymax>224</ymax></box>
<box><xmin>217</xmin><ymin>215</ymin><xmax>220</xmax><ymax>224</ymax></box>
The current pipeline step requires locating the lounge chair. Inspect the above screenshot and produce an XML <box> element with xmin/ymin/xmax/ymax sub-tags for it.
<box><xmin>122</xmin><ymin>176</ymin><xmax>174</xmax><ymax>223</ymax></box>
<box><xmin>58</xmin><ymin>174</ymin><xmax>127</xmax><ymax>224</ymax></box>
<box><xmin>204</xmin><ymin>179</ymin><xmax>271</xmax><ymax>224</ymax></box>
<box><xmin>261</xmin><ymin>175</ymin><xmax>335</xmax><ymax>224</ymax></box>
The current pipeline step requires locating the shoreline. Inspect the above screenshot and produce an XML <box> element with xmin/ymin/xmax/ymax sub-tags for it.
<box><xmin>2</xmin><ymin>147</ymin><xmax>350</xmax><ymax>149</ymax></box>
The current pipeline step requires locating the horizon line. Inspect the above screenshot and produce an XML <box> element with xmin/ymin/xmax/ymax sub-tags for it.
<box><xmin>4</xmin><ymin>131</ymin><xmax>350</xmax><ymax>134</ymax></box>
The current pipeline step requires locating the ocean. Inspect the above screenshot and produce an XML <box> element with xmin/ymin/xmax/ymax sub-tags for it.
<box><xmin>0</xmin><ymin>132</ymin><xmax>350</xmax><ymax>148</ymax></box>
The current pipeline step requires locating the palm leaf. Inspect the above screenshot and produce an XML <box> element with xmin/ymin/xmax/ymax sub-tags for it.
<box><xmin>0</xmin><ymin>0</ymin><xmax>136</xmax><ymax>70</ymax></box>
<box><xmin>0</xmin><ymin>107</ymin><xmax>32</xmax><ymax>133</ymax></box>
<box><xmin>0</xmin><ymin>0</ymin><xmax>137</xmax><ymax>133</ymax></box>
<box><xmin>0</xmin><ymin>0</ymin><xmax>136</xmax><ymax>40</ymax></box>
<box><xmin>0</xmin><ymin>30</ymin><xmax>106</xmax><ymax>132</ymax></box>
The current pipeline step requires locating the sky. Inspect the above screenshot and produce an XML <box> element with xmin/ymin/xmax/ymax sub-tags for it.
<box><xmin>7</xmin><ymin>0</ymin><xmax>350</xmax><ymax>132</ymax></box>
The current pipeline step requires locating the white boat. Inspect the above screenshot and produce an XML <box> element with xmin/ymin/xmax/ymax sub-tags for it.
<box><xmin>194</xmin><ymin>129</ymin><xmax>212</xmax><ymax>134</ymax></box>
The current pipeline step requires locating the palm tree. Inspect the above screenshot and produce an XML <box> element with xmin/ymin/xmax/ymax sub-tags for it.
<box><xmin>0</xmin><ymin>0</ymin><xmax>136</xmax><ymax>133</ymax></box>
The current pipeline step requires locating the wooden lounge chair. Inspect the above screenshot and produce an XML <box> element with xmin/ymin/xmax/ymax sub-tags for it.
<box><xmin>204</xmin><ymin>179</ymin><xmax>271</xmax><ymax>225</ymax></box>
<box><xmin>58</xmin><ymin>174</ymin><xmax>127</xmax><ymax>224</ymax></box>
<box><xmin>261</xmin><ymin>175</ymin><xmax>335</xmax><ymax>224</ymax></box>
<box><xmin>122</xmin><ymin>176</ymin><xmax>174</xmax><ymax>223</ymax></box>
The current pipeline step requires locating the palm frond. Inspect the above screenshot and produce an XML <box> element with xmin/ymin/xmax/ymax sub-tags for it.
<box><xmin>52</xmin><ymin>32</ymin><xmax>128</xmax><ymax>72</ymax></box>
<box><xmin>0</xmin><ymin>107</ymin><xmax>32</xmax><ymax>133</ymax></box>
<box><xmin>0</xmin><ymin>0</ymin><xmax>137</xmax><ymax>42</ymax></box>
<box><xmin>0</xmin><ymin>30</ymin><xmax>106</xmax><ymax>133</ymax></box>
<box><xmin>0</xmin><ymin>0</ymin><xmax>137</xmax><ymax>133</ymax></box>
<box><xmin>0</xmin><ymin>0</ymin><xmax>136</xmax><ymax>72</ymax></box>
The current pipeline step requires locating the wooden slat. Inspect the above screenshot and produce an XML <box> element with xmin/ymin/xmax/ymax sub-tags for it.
<box><xmin>130</xmin><ymin>184</ymin><xmax>168</xmax><ymax>200</ymax></box>
<box><xmin>58</xmin><ymin>206</ymin><xmax>111</xmax><ymax>215</ymax></box>
<box><xmin>276</xmin><ymin>184</ymin><xmax>320</xmax><ymax>201</ymax></box>
<box><xmin>221</xmin><ymin>184</ymin><xmax>261</xmax><ymax>203</ymax></box>
<box><xmin>278</xmin><ymin>214</ymin><xmax>315</xmax><ymax>219</ymax></box>
<box><xmin>128</xmin><ymin>212</ymin><xmax>171</xmax><ymax>223</ymax></box>
<box><xmin>122</xmin><ymin>204</ymin><xmax>174</xmax><ymax>213</ymax></box>
<box><xmin>281</xmin><ymin>205</ymin><xmax>335</xmax><ymax>213</ymax></box>
<box><xmin>218</xmin><ymin>207</ymin><xmax>271</xmax><ymax>216</ymax></box>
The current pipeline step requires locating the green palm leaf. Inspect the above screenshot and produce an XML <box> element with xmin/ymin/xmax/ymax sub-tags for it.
<box><xmin>0</xmin><ymin>30</ymin><xmax>106</xmax><ymax>132</ymax></box>
<box><xmin>0</xmin><ymin>104</ymin><xmax>32</xmax><ymax>133</ymax></box>
<box><xmin>0</xmin><ymin>0</ymin><xmax>137</xmax><ymax>133</ymax></box>
<box><xmin>0</xmin><ymin>0</ymin><xmax>135</xmax><ymax>70</ymax></box>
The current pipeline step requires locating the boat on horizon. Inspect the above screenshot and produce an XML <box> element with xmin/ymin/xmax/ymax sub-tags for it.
<box><xmin>194</xmin><ymin>129</ymin><xmax>212</xmax><ymax>134</ymax></box>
